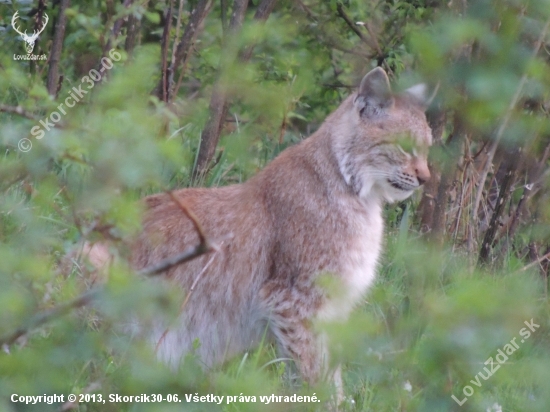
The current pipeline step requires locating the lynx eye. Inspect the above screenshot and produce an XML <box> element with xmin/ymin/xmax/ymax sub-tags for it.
<box><xmin>395</xmin><ymin>136</ymin><xmax>417</xmax><ymax>156</ymax></box>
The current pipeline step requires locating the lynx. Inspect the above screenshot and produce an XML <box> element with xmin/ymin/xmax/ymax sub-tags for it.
<box><xmin>100</xmin><ymin>67</ymin><xmax>431</xmax><ymax>395</ymax></box>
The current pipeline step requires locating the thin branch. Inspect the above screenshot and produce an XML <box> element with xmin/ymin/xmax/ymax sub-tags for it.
<box><xmin>0</xmin><ymin>104</ymin><xmax>39</xmax><ymax>121</ymax></box>
<box><xmin>253</xmin><ymin>0</ymin><xmax>278</xmax><ymax>20</ymax></box>
<box><xmin>154</xmin><ymin>244</ymin><xmax>222</xmax><ymax>353</ymax></box>
<box><xmin>0</xmin><ymin>238</ymin><xmax>215</xmax><ymax>348</ymax></box>
<box><xmin>182</xmin><ymin>246</ymin><xmax>220</xmax><ymax>307</ymax></box>
<box><xmin>106</xmin><ymin>0</ymin><xmax>134</xmax><ymax>53</ymax></box>
<box><xmin>363</xmin><ymin>21</ymin><xmax>383</xmax><ymax>57</ymax></box>
<box><xmin>125</xmin><ymin>1</ymin><xmax>146</xmax><ymax>54</ymax></box>
<box><xmin>472</xmin><ymin>18</ymin><xmax>550</xmax><ymax>221</ymax></box>
<box><xmin>112</xmin><ymin>0</ymin><xmax>134</xmax><ymax>39</ymax></box>
<box><xmin>99</xmin><ymin>0</ymin><xmax>134</xmax><ymax>81</ymax></box>
<box><xmin>518</xmin><ymin>251</ymin><xmax>550</xmax><ymax>273</ymax></box>
<box><xmin>139</xmin><ymin>190</ymin><xmax>216</xmax><ymax>277</ymax></box>
<box><xmin>498</xmin><ymin>143</ymin><xmax>550</xmax><ymax>257</ymax></box>
<box><xmin>295</xmin><ymin>0</ymin><xmax>316</xmax><ymax>21</ymax></box>
<box><xmin>160</xmin><ymin>0</ymin><xmax>174</xmax><ymax>102</ymax></box>
<box><xmin>478</xmin><ymin>148</ymin><xmax>521</xmax><ymax>265</ymax></box>
<box><xmin>166</xmin><ymin>191</ymin><xmax>208</xmax><ymax>245</ymax></box>
<box><xmin>149</xmin><ymin>191</ymin><xmax>223</xmax><ymax>352</ymax></box>
<box><xmin>241</xmin><ymin>0</ymin><xmax>278</xmax><ymax>60</ymax></box>
<box><xmin>139</xmin><ymin>243</ymin><xmax>212</xmax><ymax>277</ymax></box>
<box><xmin>171</xmin><ymin>0</ymin><xmax>186</xmax><ymax>65</ymax></box>
<box><xmin>166</xmin><ymin>0</ymin><xmax>212</xmax><ymax>101</ymax></box>
<box><xmin>336</xmin><ymin>3</ymin><xmax>366</xmax><ymax>42</ymax></box>
<box><xmin>1</xmin><ymin>192</ymin><xmax>217</xmax><ymax>348</ymax></box>
<box><xmin>335</xmin><ymin>3</ymin><xmax>388</xmax><ymax>73</ymax></box>
<box><xmin>194</xmin><ymin>0</ymin><xmax>279</xmax><ymax>178</ymax></box>
<box><xmin>192</xmin><ymin>0</ymin><xmax>249</xmax><ymax>178</ymax></box>
<box><xmin>0</xmin><ymin>289</ymin><xmax>100</xmax><ymax>347</ymax></box>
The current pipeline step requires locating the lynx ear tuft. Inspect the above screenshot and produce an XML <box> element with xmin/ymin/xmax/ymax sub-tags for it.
<box><xmin>355</xmin><ymin>67</ymin><xmax>394</xmax><ymax>117</ymax></box>
<box><xmin>405</xmin><ymin>82</ymin><xmax>438</xmax><ymax>108</ymax></box>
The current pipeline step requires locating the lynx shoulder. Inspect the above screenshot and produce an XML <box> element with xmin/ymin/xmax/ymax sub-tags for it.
<box><xmin>130</xmin><ymin>67</ymin><xmax>432</xmax><ymax>386</ymax></box>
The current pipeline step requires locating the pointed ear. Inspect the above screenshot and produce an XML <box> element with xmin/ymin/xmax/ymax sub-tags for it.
<box><xmin>355</xmin><ymin>67</ymin><xmax>394</xmax><ymax>117</ymax></box>
<box><xmin>405</xmin><ymin>82</ymin><xmax>438</xmax><ymax>108</ymax></box>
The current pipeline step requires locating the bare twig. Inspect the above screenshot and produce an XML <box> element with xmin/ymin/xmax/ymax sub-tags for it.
<box><xmin>105</xmin><ymin>0</ymin><xmax>134</xmax><ymax>53</ymax></box>
<box><xmin>518</xmin><ymin>251</ymin><xmax>550</xmax><ymax>273</ymax></box>
<box><xmin>139</xmin><ymin>243</ymin><xmax>212</xmax><ymax>277</ymax></box>
<box><xmin>150</xmin><ymin>191</ymin><xmax>222</xmax><ymax>352</ymax></box>
<box><xmin>112</xmin><ymin>0</ymin><xmax>134</xmax><ymax>39</ymax></box>
<box><xmin>363</xmin><ymin>21</ymin><xmax>383</xmax><ymax>57</ymax></box>
<box><xmin>0</xmin><ymin>104</ymin><xmax>39</xmax><ymax>121</ymax></box>
<box><xmin>253</xmin><ymin>0</ymin><xmax>278</xmax><ymax>21</ymax></box>
<box><xmin>241</xmin><ymin>0</ymin><xmax>278</xmax><ymax>60</ymax></box>
<box><xmin>160</xmin><ymin>0</ymin><xmax>175</xmax><ymax>102</ymax></box>
<box><xmin>194</xmin><ymin>0</ymin><xmax>279</xmax><ymax>177</ymax></box>
<box><xmin>182</xmin><ymin>246</ymin><xmax>219</xmax><ymax>308</ymax></box>
<box><xmin>166</xmin><ymin>0</ymin><xmax>212</xmax><ymax>101</ymax></box>
<box><xmin>0</xmin><ymin>237</ymin><xmax>215</xmax><ymax>348</ymax></box>
<box><xmin>154</xmin><ymin>244</ymin><xmax>222</xmax><ymax>353</ymax></box>
<box><xmin>192</xmin><ymin>0</ymin><xmax>249</xmax><ymax>178</ymax></box>
<box><xmin>335</xmin><ymin>2</ymin><xmax>389</xmax><ymax>74</ymax></box>
<box><xmin>171</xmin><ymin>0</ymin><xmax>186</xmax><ymax>64</ymax></box>
<box><xmin>0</xmin><ymin>192</ymin><xmax>216</xmax><ymax>348</ymax></box>
<box><xmin>471</xmin><ymin>18</ymin><xmax>550</xmax><ymax>221</ymax></box>
<box><xmin>295</xmin><ymin>0</ymin><xmax>316</xmax><ymax>20</ymax></box>
<box><xmin>0</xmin><ymin>289</ymin><xmax>100</xmax><ymax>347</ymax></box>
<box><xmin>478</xmin><ymin>147</ymin><xmax>521</xmax><ymax>265</ymax></box>
<box><xmin>336</xmin><ymin>3</ymin><xmax>366</xmax><ymax>43</ymax></box>
<box><xmin>166</xmin><ymin>191</ymin><xmax>207</xmax><ymax>245</ymax></box>
<box><xmin>124</xmin><ymin>8</ymin><xmax>140</xmax><ymax>54</ymax></box>
<box><xmin>139</xmin><ymin>191</ymin><xmax>214</xmax><ymax>277</ymax></box>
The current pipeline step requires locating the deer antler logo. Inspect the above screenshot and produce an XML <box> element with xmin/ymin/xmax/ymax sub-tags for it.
<box><xmin>11</xmin><ymin>11</ymin><xmax>49</xmax><ymax>54</ymax></box>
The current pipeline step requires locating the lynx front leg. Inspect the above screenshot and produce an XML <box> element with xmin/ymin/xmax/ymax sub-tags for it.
<box><xmin>268</xmin><ymin>312</ymin><xmax>324</xmax><ymax>385</ymax></box>
<box><xmin>259</xmin><ymin>283</ymin><xmax>322</xmax><ymax>384</ymax></box>
<box><xmin>269</xmin><ymin>316</ymin><xmax>346</xmax><ymax>410</ymax></box>
<box><xmin>261</xmin><ymin>282</ymin><xmax>346</xmax><ymax>407</ymax></box>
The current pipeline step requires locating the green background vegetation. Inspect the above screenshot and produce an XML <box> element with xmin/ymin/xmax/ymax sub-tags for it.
<box><xmin>1</xmin><ymin>0</ymin><xmax>550</xmax><ymax>411</ymax></box>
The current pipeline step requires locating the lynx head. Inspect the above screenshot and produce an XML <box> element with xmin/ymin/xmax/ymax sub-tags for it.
<box><xmin>335</xmin><ymin>67</ymin><xmax>433</xmax><ymax>203</ymax></box>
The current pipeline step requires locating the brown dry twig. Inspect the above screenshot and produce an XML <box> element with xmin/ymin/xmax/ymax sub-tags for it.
<box><xmin>167</xmin><ymin>0</ymin><xmax>213</xmax><ymax>102</ymax></box>
<box><xmin>0</xmin><ymin>289</ymin><xmax>99</xmax><ymax>348</ymax></box>
<box><xmin>154</xmin><ymin>242</ymin><xmax>223</xmax><ymax>354</ymax></box>
<box><xmin>0</xmin><ymin>191</ymin><xmax>217</xmax><ymax>349</ymax></box>
<box><xmin>336</xmin><ymin>3</ymin><xmax>366</xmax><ymax>43</ymax></box>
<box><xmin>153</xmin><ymin>190</ymin><xmax>225</xmax><ymax>352</ymax></box>
<box><xmin>166</xmin><ymin>190</ymin><xmax>208</xmax><ymax>246</ymax></box>
<box><xmin>517</xmin><ymin>251</ymin><xmax>550</xmax><ymax>273</ymax></box>
<box><xmin>133</xmin><ymin>189</ymin><xmax>217</xmax><ymax>277</ymax></box>
<box><xmin>472</xmin><ymin>18</ymin><xmax>550</xmax><ymax>221</ymax></box>
<box><xmin>193</xmin><ymin>0</ymin><xmax>279</xmax><ymax>177</ymax></box>
<box><xmin>0</xmin><ymin>104</ymin><xmax>40</xmax><ymax>121</ymax></box>
<box><xmin>335</xmin><ymin>3</ymin><xmax>383</xmax><ymax>57</ymax></box>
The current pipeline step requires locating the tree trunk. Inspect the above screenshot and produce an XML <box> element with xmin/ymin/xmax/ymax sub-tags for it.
<box><xmin>418</xmin><ymin>108</ymin><xmax>446</xmax><ymax>233</ymax></box>
<box><xmin>46</xmin><ymin>0</ymin><xmax>70</xmax><ymax>97</ymax></box>
<box><xmin>193</xmin><ymin>0</ymin><xmax>278</xmax><ymax>179</ymax></box>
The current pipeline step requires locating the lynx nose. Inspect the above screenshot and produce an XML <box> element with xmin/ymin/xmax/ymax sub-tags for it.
<box><xmin>417</xmin><ymin>175</ymin><xmax>428</xmax><ymax>185</ymax></box>
<box><xmin>415</xmin><ymin>163</ymin><xmax>431</xmax><ymax>185</ymax></box>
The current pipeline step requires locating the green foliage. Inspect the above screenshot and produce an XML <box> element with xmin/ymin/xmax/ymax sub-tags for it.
<box><xmin>1</xmin><ymin>0</ymin><xmax>550</xmax><ymax>411</ymax></box>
